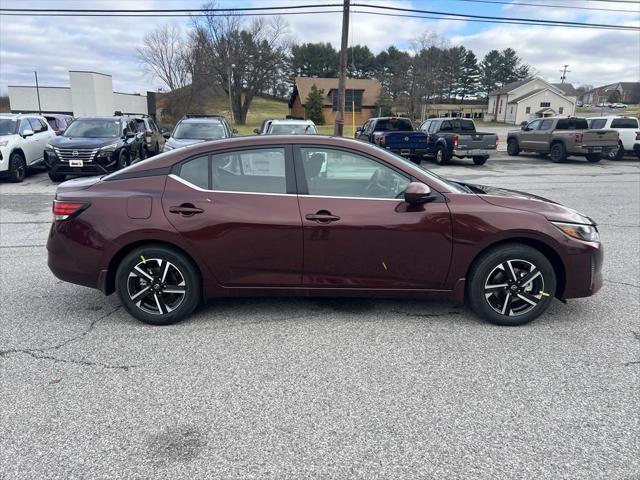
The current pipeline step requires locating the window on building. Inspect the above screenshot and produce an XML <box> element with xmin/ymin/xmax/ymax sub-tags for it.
<box><xmin>540</xmin><ymin>102</ymin><xmax>551</xmax><ymax>108</ymax></box>
<box><xmin>332</xmin><ymin>89</ymin><xmax>363</xmax><ymax>112</ymax></box>
<box><xmin>559</xmin><ymin>107</ymin><xmax>564</xmax><ymax>114</ymax></box>
<box><xmin>525</xmin><ymin>107</ymin><xmax>531</xmax><ymax>114</ymax></box>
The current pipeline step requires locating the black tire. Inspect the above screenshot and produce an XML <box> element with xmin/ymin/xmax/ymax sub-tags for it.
<box><xmin>549</xmin><ymin>142</ymin><xmax>567</xmax><ymax>163</ymax></box>
<box><xmin>507</xmin><ymin>138</ymin><xmax>520</xmax><ymax>156</ymax></box>
<box><xmin>48</xmin><ymin>171</ymin><xmax>66</xmax><ymax>182</ymax></box>
<box><xmin>472</xmin><ymin>156</ymin><xmax>488</xmax><ymax>166</ymax></box>
<box><xmin>435</xmin><ymin>145</ymin><xmax>449</xmax><ymax>165</ymax></box>
<box><xmin>467</xmin><ymin>244</ymin><xmax>556</xmax><ymax>326</ymax></box>
<box><xmin>117</xmin><ymin>151</ymin><xmax>129</xmax><ymax>170</ymax></box>
<box><xmin>115</xmin><ymin>245</ymin><xmax>202</xmax><ymax>325</ymax></box>
<box><xmin>586</xmin><ymin>153</ymin><xmax>602</xmax><ymax>163</ymax></box>
<box><xmin>606</xmin><ymin>141</ymin><xmax>624</xmax><ymax>161</ymax></box>
<box><xmin>8</xmin><ymin>151</ymin><xmax>26</xmax><ymax>183</ymax></box>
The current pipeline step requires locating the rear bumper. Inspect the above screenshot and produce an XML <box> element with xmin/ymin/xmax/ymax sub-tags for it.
<box><xmin>385</xmin><ymin>147</ymin><xmax>429</xmax><ymax>157</ymax></box>
<box><xmin>453</xmin><ymin>148</ymin><xmax>495</xmax><ymax>158</ymax></box>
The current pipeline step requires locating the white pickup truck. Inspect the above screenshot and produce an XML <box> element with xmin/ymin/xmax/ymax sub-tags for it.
<box><xmin>0</xmin><ymin>113</ymin><xmax>56</xmax><ymax>182</ymax></box>
<box><xmin>587</xmin><ymin>116</ymin><xmax>640</xmax><ymax>160</ymax></box>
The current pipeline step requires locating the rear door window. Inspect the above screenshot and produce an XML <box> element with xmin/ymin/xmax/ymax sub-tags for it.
<box><xmin>178</xmin><ymin>155</ymin><xmax>209</xmax><ymax>190</ymax></box>
<box><xmin>588</xmin><ymin>119</ymin><xmax>607</xmax><ymax>129</ymax></box>
<box><xmin>213</xmin><ymin>148</ymin><xmax>287</xmax><ymax>194</ymax></box>
<box><xmin>457</xmin><ymin>120</ymin><xmax>476</xmax><ymax>131</ymax></box>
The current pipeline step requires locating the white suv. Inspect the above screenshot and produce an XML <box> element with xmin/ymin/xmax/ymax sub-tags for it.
<box><xmin>265</xmin><ymin>119</ymin><xmax>317</xmax><ymax>135</ymax></box>
<box><xmin>0</xmin><ymin>113</ymin><xmax>56</xmax><ymax>182</ymax></box>
<box><xmin>587</xmin><ymin>116</ymin><xmax>640</xmax><ymax>160</ymax></box>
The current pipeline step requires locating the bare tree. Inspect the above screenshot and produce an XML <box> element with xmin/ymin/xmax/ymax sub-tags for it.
<box><xmin>137</xmin><ymin>24</ymin><xmax>191</xmax><ymax>91</ymax></box>
<box><xmin>193</xmin><ymin>4</ymin><xmax>289</xmax><ymax>124</ymax></box>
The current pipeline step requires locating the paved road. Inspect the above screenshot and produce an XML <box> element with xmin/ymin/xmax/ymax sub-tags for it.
<box><xmin>1</xmin><ymin>153</ymin><xmax>639</xmax><ymax>479</ymax></box>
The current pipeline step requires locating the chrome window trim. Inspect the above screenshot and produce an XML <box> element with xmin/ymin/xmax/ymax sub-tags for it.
<box><xmin>168</xmin><ymin>174</ymin><xmax>403</xmax><ymax>202</ymax></box>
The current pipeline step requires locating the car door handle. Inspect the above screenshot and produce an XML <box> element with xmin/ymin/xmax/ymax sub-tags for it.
<box><xmin>169</xmin><ymin>203</ymin><xmax>204</xmax><ymax>216</ymax></box>
<box><xmin>305</xmin><ymin>211</ymin><xmax>340</xmax><ymax>223</ymax></box>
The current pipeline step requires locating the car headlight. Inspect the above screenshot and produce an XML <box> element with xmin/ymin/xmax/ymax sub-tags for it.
<box><xmin>45</xmin><ymin>143</ymin><xmax>55</xmax><ymax>150</ymax></box>
<box><xmin>552</xmin><ymin>222</ymin><xmax>600</xmax><ymax>242</ymax></box>
<box><xmin>99</xmin><ymin>143</ymin><xmax>118</xmax><ymax>153</ymax></box>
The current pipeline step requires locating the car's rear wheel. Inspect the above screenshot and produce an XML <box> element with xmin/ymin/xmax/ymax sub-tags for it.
<box><xmin>606</xmin><ymin>141</ymin><xmax>624</xmax><ymax>161</ymax></box>
<box><xmin>586</xmin><ymin>153</ymin><xmax>602</xmax><ymax>163</ymax></box>
<box><xmin>549</xmin><ymin>142</ymin><xmax>567</xmax><ymax>163</ymax></box>
<box><xmin>8</xmin><ymin>152</ymin><xmax>26</xmax><ymax>183</ymax></box>
<box><xmin>435</xmin><ymin>145</ymin><xmax>449</xmax><ymax>165</ymax></box>
<box><xmin>468</xmin><ymin>244</ymin><xmax>556</xmax><ymax>326</ymax></box>
<box><xmin>472</xmin><ymin>156</ymin><xmax>488</xmax><ymax>166</ymax></box>
<box><xmin>507</xmin><ymin>138</ymin><xmax>520</xmax><ymax>156</ymax></box>
<box><xmin>116</xmin><ymin>245</ymin><xmax>202</xmax><ymax>325</ymax></box>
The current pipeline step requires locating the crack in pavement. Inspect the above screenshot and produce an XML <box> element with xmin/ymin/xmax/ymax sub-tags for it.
<box><xmin>0</xmin><ymin>305</ymin><xmax>137</xmax><ymax>371</ymax></box>
<box><xmin>605</xmin><ymin>279</ymin><xmax>640</xmax><ymax>289</ymax></box>
<box><xmin>624</xmin><ymin>331</ymin><xmax>640</xmax><ymax>367</ymax></box>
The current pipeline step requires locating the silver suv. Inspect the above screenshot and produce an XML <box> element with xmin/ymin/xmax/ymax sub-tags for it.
<box><xmin>163</xmin><ymin>115</ymin><xmax>235</xmax><ymax>152</ymax></box>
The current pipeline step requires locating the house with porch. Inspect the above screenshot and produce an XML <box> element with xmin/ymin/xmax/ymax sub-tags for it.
<box><xmin>288</xmin><ymin>77</ymin><xmax>381</xmax><ymax>124</ymax></box>
<box><xmin>582</xmin><ymin>82</ymin><xmax>640</xmax><ymax>105</ymax></box>
<box><xmin>485</xmin><ymin>77</ymin><xmax>577</xmax><ymax>124</ymax></box>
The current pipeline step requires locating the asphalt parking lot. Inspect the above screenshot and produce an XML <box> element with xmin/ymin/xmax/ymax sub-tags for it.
<box><xmin>1</xmin><ymin>152</ymin><xmax>638</xmax><ymax>479</ymax></box>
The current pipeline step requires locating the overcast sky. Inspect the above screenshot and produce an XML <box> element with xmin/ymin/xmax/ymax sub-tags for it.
<box><xmin>0</xmin><ymin>0</ymin><xmax>638</xmax><ymax>95</ymax></box>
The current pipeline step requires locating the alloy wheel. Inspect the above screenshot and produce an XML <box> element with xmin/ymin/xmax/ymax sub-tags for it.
<box><xmin>484</xmin><ymin>259</ymin><xmax>545</xmax><ymax>317</ymax></box>
<box><xmin>127</xmin><ymin>258</ymin><xmax>186</xmax><ymax>315</ymax></box>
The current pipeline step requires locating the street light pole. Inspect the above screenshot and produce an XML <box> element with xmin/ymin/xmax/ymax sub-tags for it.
<box><xmin>228</xmin><ymin>63</ymin><xmax>235</xmax><ymax>123</ymax></box>
<box><xmin>334</xmin><ymin>0</ymin><xmax>350</xmax><ymax>137</ymax></box>
<box><xmin>34</xmin><ymin>71</ymin><xmax>42</xmax><ymax>115</ymax></box>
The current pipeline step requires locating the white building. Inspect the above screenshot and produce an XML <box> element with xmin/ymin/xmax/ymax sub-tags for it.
<box><xmin>485</xmin><ymin>77</ymin><xmax>578</xmax><ymax>125</ymax></box>
<box><xmin>8</xmin><ymin>71</ymin><xmax>155</xmax><ymax>117</ymax></box>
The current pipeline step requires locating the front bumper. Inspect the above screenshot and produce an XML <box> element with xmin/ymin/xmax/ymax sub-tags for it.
<box><xmin>453</xmin><ymin>148</ymin><xmax>495</xmax><ymax>158</ymax></box>
<box><xmin>0</xmin><ymin>145</ymin><xmax>9</xmax><ymax>172</ymax></box>
<box><xmin>562</xmin><ymin>240</ymin><xmax>603</xmax><ymax>299</ymax></box>
<box><xmin>45</xmin><ymin>151</ymin><xmax>116</xmax><ymax>177</ymax></box>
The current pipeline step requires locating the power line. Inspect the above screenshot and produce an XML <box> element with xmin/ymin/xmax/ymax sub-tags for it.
<box><xmin>448</xmin><ymin>0</ymin><xmax>639</xmax><ymax>13</ymax></box>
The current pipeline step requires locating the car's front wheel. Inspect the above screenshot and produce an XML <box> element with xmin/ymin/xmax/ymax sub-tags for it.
<box><xmin>116</xmin><ymin>245</ymin><xmax>202</xmax><ymax>325</ymax></box>
<box><xmin>8</xmin><ymin>152</ymin><xmax>26</xmax><ymax>183</ymax></box>
<box><xmin>467</xmin><ymin>244</ymin><xmax>556</xmax><ymax>326</ymax></box>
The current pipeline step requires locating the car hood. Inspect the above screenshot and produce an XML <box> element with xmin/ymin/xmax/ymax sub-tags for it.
<box><xmin>166</xmin><ymin>138</ymin><xmax>206</xmax><ymax>148</ymax></box>
<box><xmin>49</xmin><ymin>136</ymin><xmax>119</xmax><ymax>148</ymax></box>
<box><xmin>454</xmin><ymin>180</ymin><xmax>595</xmax><ymax>225</ymax></box>
<box><xmin>0</xmin><ymin>134</ymin><xmax>16</xmax><ymax>143</ymax></box>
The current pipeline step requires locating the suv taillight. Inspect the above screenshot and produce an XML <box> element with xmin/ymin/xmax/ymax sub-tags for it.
<box><xmin>574</xmin><ymin>132</ymin><xmax>584</xmax><ymax>143</ymax></box>
<box><xmin>453</xmin><ymin>134</ymin><xmax>459</xmax><ymax>148</ymax></box>
<box><xmin>53</xmin><ymin>201</ymin><xmax>88</xmax><ymax>221</ymax></box>
<box><xmin>636</xmin><ymin>131</ymin><xmax>640</xmax><ymax>141</ymax></box>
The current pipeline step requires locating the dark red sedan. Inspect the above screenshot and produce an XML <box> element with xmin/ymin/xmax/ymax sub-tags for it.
<box><xmin>47</xmin><ymin>135</ymin><xmax>603</xmax><ymax>326</ymax></box>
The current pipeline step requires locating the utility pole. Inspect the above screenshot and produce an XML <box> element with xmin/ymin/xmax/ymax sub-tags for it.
<box><xmin>334</xmin><ymin>0</ymin><xmax>350</xmax><ymax>137</ymax></box>
<box><xmin>34</xmin><ymin>71</ymin><xmax>42</xmax><ymax>114</ymax></box>
<box><xmin>228</xmin><ymin>63</ymin><xmax>235</xmax><ymax>123</ymax></box>
<box><xmin>560</xmin><ymin>64</ymin><xmax>570</xmax><ymax>84</ymax></box>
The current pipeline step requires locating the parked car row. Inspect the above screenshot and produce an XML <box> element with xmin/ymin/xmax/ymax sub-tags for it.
<box><xmin>0</xmin><ymin>112</ymin><xmax>167</xmax><ymax>183</ymax></box>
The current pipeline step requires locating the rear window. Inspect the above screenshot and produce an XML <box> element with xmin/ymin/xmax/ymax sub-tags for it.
<box><xmin>457</xmin><ymin>120</ymin><xmax>476</xmax><ymax>131</ymax></box>
<box><xmin>611</xmin><ymin>118</ymin><xmax>638</xmax><ymax>128</ymax></box>
<box><xmin>374</xmin><ymin>118</ymin><xmax>413</xmax><ymax>132</ymax></box>
<box><xmin>588</xmin><ymin>119</ymin><xmax>607</xmax><ymax>129</ymax></box>
<box><xmin>556</xmin><ymin>118</ymin><xmax>589</xmax><ymax>130</ymax></box>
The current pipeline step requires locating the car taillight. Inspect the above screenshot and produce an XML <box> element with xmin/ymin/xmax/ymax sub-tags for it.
<box><xmin>574</xmin><ymin>132</ymin><xmax>584</xmax><ymax>143</ymax></box>
<box><xmin>496</xmin><ymin>134</ymin><xmax>499</xmax><ymax>143</ymax></box>
<box><xmin>636</xmin><ymin>131</ymin><xmax>640</xmax><ymax>141</ymax></box>
<box><xmin>379</xmin><ymin>134</ymin><xmax>386</xmax><ymax>146</ymax></box>
<box><xmin>53</xmin><ymin>200</ymin><xmax>88</xmax><ymax>221</ymax></box>
<box><xmin>453</xmin><ymin>134</ymin><xmax>459</xmax><ymax>148</ymax></box>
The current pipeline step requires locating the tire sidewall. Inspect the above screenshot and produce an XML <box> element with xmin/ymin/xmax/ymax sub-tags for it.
<box><xmin>118</xmin><ymin>151</ymin><xmax>129</xmax><ymax>170</ymax></box>
<box><xmin>550</xmin><ymin>143</ymin><xmax>565</xmax><ymax>163</ymax></box>
<box><xmin>507</xmin><ymin>138</ymin><xmax>519</xmax><ymax>156</ymax></box>
<box><xmin>468</xmin><ymin>244</ymin><xmax>557</xmax><ymax>326</ymax></box>
<box><xmin>116</xmin><ymin>246</ymin><xmax>201</xmax><ymax>325</ymax></box>
<box><xmin>435</xmin><ymin>146</ymin><xmax>447</xmax><ymax>165</ymax></box>
<box><xmin>9</xmin><ymin>152</ymin><xmax>26</xmax><ymax>182</ymax></box>
<box><xmin>472</xmin><ymin>156</ymin><xmax>487</xmax><ymax>166</ymax></box>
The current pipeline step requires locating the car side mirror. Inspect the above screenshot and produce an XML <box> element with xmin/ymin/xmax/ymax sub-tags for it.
<box><xmin>22</xmin><ymin>129</ymin><xmax>34</xmax><ymax>137</ymax></box>
<box><xmin>404</xmin><ymin>182</ymin><xmax>433</xmax><ymax>205</ymax></box>
<box><xmin>233</xmin><ymin>129</ymin><xmax>238</xmax><ymax>134</ymax></box>
<box><xmin>253</xmin><ymin>128</ymin><xmax>259</xmax><ymax>134</ymax></box>
<box><xmin>163</xmin><ymin>132</ymin><xmax>171</xmax><ymax>139</ymax></box>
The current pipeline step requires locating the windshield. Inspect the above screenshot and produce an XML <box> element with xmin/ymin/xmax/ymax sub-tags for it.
<box><xmin>268</xmin><ymin>124</ymin><xmax>317</xmax><ymax>135</ymax></box>
<box><xmin>0</xmin><ymin>118</ymin><xmax>17</xmax><ymax>135</ymax></box>
<box><xmin>375</xmin><ymin>118</ymin><xmax>413</xmax><ymax>132</ymax></box>
<box><xmin>173</xmin><ymin>122</ymin><xmax>225</xmax><ymax>140</ymax></box>
<box><xmin>64</xmin><ymin>119</ymin><xmax>121</xmax><ymax>138</ymax></box>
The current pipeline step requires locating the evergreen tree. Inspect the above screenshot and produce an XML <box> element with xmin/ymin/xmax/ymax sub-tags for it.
<box><xmin>305</xmin><ymin>85</ymin><xmax>325</xmax><ymax>125</ymax></box>
<box><xmin>347</xmin><ymin>45</ymin><xmax>377</xmax><ymax>78</ymax></box>
<box><xmin>480</xmin><ymin>50</ymin><xmax>504</xmax><ymax>97</ymax></box>
<box><xmin>289</xmin><ymin>43</ymin><xmax>339</xmax><ymax>78</ymax></box>
<box><xmin>457</xmin><ymin>51</ymin><xmax>480</xmax><ymax>102</ymax></box>
<box><xmin>499</xmin><ymin>48</ymin><xmax>530</xmax><ymax>85</ymax></box>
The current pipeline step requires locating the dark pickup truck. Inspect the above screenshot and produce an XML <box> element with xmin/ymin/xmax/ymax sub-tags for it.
<box><xmin>355</xmin><ymin>117</ymin><xmax>428</xmax><ymax>163</ymax></box>
<box><xmin>418</xmin><ymin>118</ymin><xmax>498</xmax><ymax>165</ymax></box>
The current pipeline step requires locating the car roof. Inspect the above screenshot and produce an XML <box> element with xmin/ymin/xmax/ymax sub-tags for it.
<box><xmin>0</xmin><ymin>113</ymin><xmax>46</xmax><ymax>119</ymax></box>
<box><xmin>179</xmin><ymin>118</ymin><xmax>223</xmax><ymax>124</ymax></box>
<box><xmin>269</xmin><ymin>119</ymin><xmax>315</xmax><ymax>125</ymax></box>
<box><xmin>75</xmin><ymin>116</ymin><xmax>125</xmax><ymax>121</ymax></box>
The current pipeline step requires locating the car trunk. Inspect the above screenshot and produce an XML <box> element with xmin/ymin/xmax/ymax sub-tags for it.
<box><xmin>582</xmin><ymin>129</ymin><xmax>619</xmax><ymax>147</ymax></box>
<box><xmin>456</xmin><ymin>133</ymin><xmax>497</xmax><ymax>150</ymax></box>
